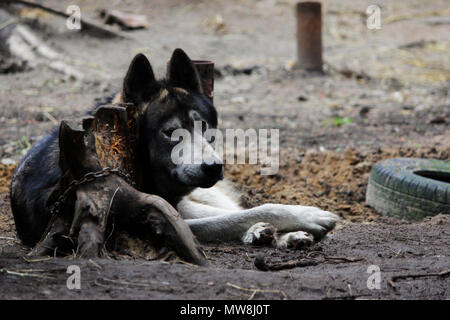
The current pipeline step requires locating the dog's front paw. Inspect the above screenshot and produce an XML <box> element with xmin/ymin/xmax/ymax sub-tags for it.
<box><xmin>301</xmin><ymin>207</ymin><xmax>339</xmax><ymax>240</ymax></box>
<box><xmin>242</xmin><ymin>222</ymin><xmax>276</xmax><ymax>246</ymax></box>
<box><xmin>275</xmin><ymin>231</ymin><xmax>314</xmax><ymax>249</ymax></box>
<box><xmin>265</xmin><ymin>204</ymin><xmax>339</xmax><ymax>240</ymax></box>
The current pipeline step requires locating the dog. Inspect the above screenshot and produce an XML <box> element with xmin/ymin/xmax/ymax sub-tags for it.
<box><xmin>10</xmin><ymin>48</ymin><xmax>338</xmax><ymax>250</ymax></box>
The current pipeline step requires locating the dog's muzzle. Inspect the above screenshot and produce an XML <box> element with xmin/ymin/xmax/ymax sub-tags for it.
<box><xmin>172</xmin><ymin>161</ymin><xmax>224</xmax><ymax>188</ymax></box>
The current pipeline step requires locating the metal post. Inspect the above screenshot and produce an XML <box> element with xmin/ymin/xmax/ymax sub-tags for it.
<box><xmin>296</xmin><ymin>2</ymin><xmax>323</xmax><ymax>71</ymax></box>
<box><xmin>193</xmin><ymin>60</ymin><xmax>214</xmax><ymax>103</ymax></box>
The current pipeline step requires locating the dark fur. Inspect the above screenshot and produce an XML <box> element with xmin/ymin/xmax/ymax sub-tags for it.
<box><xmin>10</xmin><ymin>49</ymin><xmax>220</xmax><ymax>246</ymax></box>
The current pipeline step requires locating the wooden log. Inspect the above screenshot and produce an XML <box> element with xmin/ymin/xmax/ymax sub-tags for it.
<box><xmin>4</xmin><ymin>0</ymin><xmax>128</xmax><ymax>39</ymax></box>
<box><xmin>0</xmin><ymin>8</ymin><xmax>84</xmax><ymax>79</ymax></box>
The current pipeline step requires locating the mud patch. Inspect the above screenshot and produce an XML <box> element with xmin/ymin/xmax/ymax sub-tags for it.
<box><xmin>0</xmin><ymin>164</ymin><xmax>15</xmax><ymax>239</ymax></box>
<box><xmin>228</xmin><ymin>146</ymin><xmax>449</xmax><ymax>223</ymax></box>
<box><xmin>0</xmin><ymin>164</ymin><xmax>14</xmax><ymax>193</ymax></box>
<box><xmin>0</xmin><ymin>215</ymin><xmax>448</xmax><ymax>300</ymax></box>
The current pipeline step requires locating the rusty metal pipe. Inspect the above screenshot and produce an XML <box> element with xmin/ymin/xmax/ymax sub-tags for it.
<box><xmin>296</xmin><ymin>2</ymin><xmax>323</xmax><ymax>71</ymax></box>
<box><xmin>192</xmin><ymin>60</ymin><xmax>214</xmax><ymax>103</ymax></box>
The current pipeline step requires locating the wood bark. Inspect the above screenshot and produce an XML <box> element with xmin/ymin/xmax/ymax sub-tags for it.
<box><xmin>30</xmin><ymin>104</ymin><xmax>207</xmax><ymax>266</ymax></box>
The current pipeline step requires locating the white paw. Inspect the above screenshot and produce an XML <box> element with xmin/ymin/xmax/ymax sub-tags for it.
<box><xmin>275</xmin><ymin>231</ymin><xmax>314</xmax><ymax>249</ymax></box>
<box><xmin>242</xmin><ymin>222</ymin><xmax>276</xmax><ymax>245</ymax></box>
<box><xmin>259</xmin><ymin>204</ymin><xmax>339</xmax><ymax>240</ymax></box>
<box><xmin>289</xmin><ymin>206</ymin><xmax>339</xmax><ymax>240</ymax></box>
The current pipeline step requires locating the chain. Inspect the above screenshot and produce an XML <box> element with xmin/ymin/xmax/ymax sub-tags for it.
<box><xmin>49</xmin><ymin>167</ymin><xmax>135</xmax><ymax>216</ymax></box>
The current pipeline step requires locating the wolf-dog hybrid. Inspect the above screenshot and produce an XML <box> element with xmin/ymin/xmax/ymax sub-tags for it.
<box><xmin>11</xmin><ymin>49</ymin><xmax>338</xmax><ymax>250</ymax></box>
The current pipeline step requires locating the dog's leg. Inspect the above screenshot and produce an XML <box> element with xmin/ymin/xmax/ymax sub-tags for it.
<box><xmin>184</xmin><ymin>203</ymin><xmax>338</xmax><ymax>243</ymax></box>
<box><xmin>177</xmin><ymin>199</ymin><xmax>234</xmax><ymax>219</ymax></box>
<box><xmin>177</xmin><ymin>182</ymin><xmax>243</xmax><ymax>219</ymax></box>
<box><xmin>178</xmin><ymin>183</ymin><xmax>338</xmax><ymax>246</ymax></box>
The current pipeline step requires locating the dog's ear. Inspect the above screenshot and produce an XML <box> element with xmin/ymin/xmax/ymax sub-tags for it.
<box><xmin>123</xmin><ymin>53</ymin><xmax>158</xmax><ymax>104</ymax></box>
<box><xmin>167</xmin><ymin>48</ymin><xmax>203</xmax><ymax>94</ymax></box>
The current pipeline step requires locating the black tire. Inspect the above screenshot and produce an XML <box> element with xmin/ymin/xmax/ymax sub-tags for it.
<box><xmin>366</xmin><ymin>158</ymin><xmax>450</xmax><ymax>220</ymax></box>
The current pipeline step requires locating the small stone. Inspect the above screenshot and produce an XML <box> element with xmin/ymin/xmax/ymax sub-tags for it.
<box><xmin>230</xmin><ymin>96</ymin><xmax>246</xmax><ymax>104</ymax></box>
<box><xmin>359</xmin><ymin>105</ymin><xmax>372</xmax><ymax>116</ymax></box>
<box><xmin>429</xmin><ymin>116</ymin><xmax>446</xmax><ymax>124</ymax></box>
<box><xmin>1</xmin><ymin>158</ymin><xmax>16</xmax><ymax>165</ymax></box>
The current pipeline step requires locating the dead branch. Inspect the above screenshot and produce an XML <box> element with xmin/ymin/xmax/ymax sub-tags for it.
<box><xmin>255</xmin><ymin>252</ymin><xmax>363</xmax><ymax>271</ymax></box>
<box><xmin>322</xmin><ymin>256</ymin><xmax>364</xmax><ymax>263</ymax></box>
<box><xmin>322</xmin><ymin>294</ymin><xmax>370</xmax><ymax>300</ymax></box>
<box><xmin>306</xmin><ymin>251</ymin><xmax>364</xmax><ymax>263</ymax></box>
<box><xmin>94</xmin><ymin>277</ymin><xmax>182</xmax><ymax>293</ymax></box>
<box><xmin>4</xmin><ymin>0</ymin><xmax>128</xmax><ymax>39</ymax></box>
<box><xmin>0</xmin><ymin>268</ymin><xmax>56</xmax><ymax>280</ymax></box>
<box><xmin>254</xmin><ymin>254</ymin><xmax>318</xmax><ymax>271</ymax></box>
<box><xmin>100</xmin><ymin>9</ymin><xmax>149</xmax><ymax>30</ymax></box>
<box><xmin>21</xmin><ymin>256</ymin><xmax>51</xmax><ymax>263</ymax></box>
<box><xmin>0</xmin><ymin>9</ymin><xmax>84</xmax><ymax>79</ymax></box>
<box><xmin>391</xmin><ymin>269</ymin><xmax>450</xmax><ymax>282</ymax></box>
<box><xmin>226</xmin><ymin>282</ymin><xmax>288</xmax><ymax>300</ymax></box>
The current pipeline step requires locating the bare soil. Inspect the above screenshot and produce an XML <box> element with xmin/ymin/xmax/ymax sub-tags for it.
<box><xmin>0</xmin><ymin>0</ymin><xmax>449</xmax><ymax>299</ymax></box>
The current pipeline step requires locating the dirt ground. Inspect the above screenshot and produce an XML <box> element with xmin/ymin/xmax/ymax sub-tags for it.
<box><xmin>0</xmin><ymin>0</ymin><xmax>449</xmax><ymax>299</ymax></box>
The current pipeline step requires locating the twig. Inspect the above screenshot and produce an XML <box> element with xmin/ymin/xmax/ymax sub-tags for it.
<box><xmin>226</xmin><ymin>282</ymin><xmax>287</xmax><ymax>300</ymax></box>
<box><xmin>43</xmin><ymin>111</ymin><xmax>58</xmax><ymax>125</ymax></box>
<box><xmin>323</xmin><ymin>294</ymin><xmax>369</xmax><ymax>300</ymax></box>
<box><xmin>88</xmin><ymin>259</ymin><xmax>103</xmax><ymax>270</ymax></box>
<box><xmin>176</xmin><ymin>259</ymin><xmax>200</xmax><ymax>267</ymax></box>
<box><xmin>5</xmin><ymin>0</ymin><xmax>128</xmax><ymax>39</ymax></box>
<box><xmin>0</xmin><ymin>236</ymin><xmax>15</xmax><ymax>240</ymax></box>
<box><xmin>254</xmin><ymin>252</ymin><xmax>363</xmax><ymax>272</ymax></box>
<box><xmin>306</xmin><ymin>251</ymin><xmax>364</xmax><ymax>263</ymax></box>
<box><xmin>21</xmin><ymin>255</ymin><xmax>51</xmax><ymax>263</ymax></box>
<box><xmin>322</xmin><ymin>256</ymin><xmax>364</xmax><ymax>263</ymax></box>
<box><xmin>388</xmin><ymin>279</ymin><xmax>397</xmax><ymax>289</ymax></box>
<box><xmin>391</xmin><ymin>269</ymin><xmax>450</xmax><ymax>282</ymax></box>
<box><xmin>0</xmin><ymin>18</ymin><xmax>17</xmax><ymax>30</ymax></box>
<box><xmin>94</xmin><ymin>279</ymin><xmax>126</xmax><ymax>290</ymax></box>
<box><xmin>96</xmin><ymin>277</ymin><xmax>153</xmax><ymax>287</ymax></box>
<box><xmin>95</xmin><ymin>277</ymin><xmax>182</xmax><ymax>292</ymax></box>
<box><xmin>254</xmin><ymin>254</ymin><xmax>318</xmax><ymax>271</ymax></box>
<box><xmin>384</xmin><ymin>9</ymin><xmax>450</xmax><ymax>24</ymax></box>
<box><xmin>103</xmin><ymin>186</ymin><xmax>119</xmax><ymax>231</ymax></box>
<box><xmin>0</xmin><ymin>268</ymin><xmax>56</xmax><ymax>279</ymax></box>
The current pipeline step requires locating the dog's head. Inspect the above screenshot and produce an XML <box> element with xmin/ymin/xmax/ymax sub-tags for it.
<box><xmin>121</xmin><ymin>49</ymin><xmax>223</xmax><ymax>200</ymax></box>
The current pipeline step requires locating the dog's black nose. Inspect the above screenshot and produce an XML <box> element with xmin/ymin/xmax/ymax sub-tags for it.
<box><xmin>201</xmin><ymin>162</ymin><xmax>223</xmax><ymax>179</ymax></box>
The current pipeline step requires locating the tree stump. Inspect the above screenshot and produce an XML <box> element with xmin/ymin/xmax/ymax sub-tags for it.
<box><xmin>30</xmin><ymin>104</ymin><xmax>207</xmax><ymax>266</ymax></box>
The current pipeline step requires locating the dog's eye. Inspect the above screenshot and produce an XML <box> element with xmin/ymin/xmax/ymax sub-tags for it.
<box><xmin>201</xmin><ymin>120</ymin><xmax>208</xmax><ymax>133</ymax></box>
